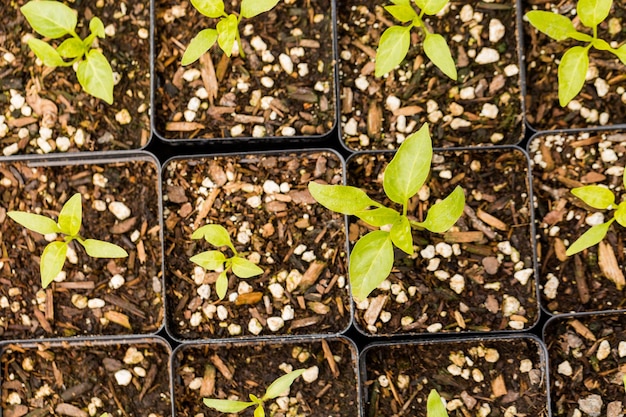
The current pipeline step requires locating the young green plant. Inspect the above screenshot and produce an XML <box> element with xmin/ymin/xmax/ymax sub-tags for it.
<box><xmin>20</xmin><ymin>0</ymin><xmax>114</xmax><ymax>104</ymax></box>
<box><xmin>525</xmin><ymin>0</ymin><xmax>626</xmax><ymax>106</ymax></box>
<box><xmin>181</xmin><ymin>0</ymin><xmax>280</xmax><ymax>65</ymax></box>
<box><xmin>190</xmin><ymin>224</ymin><xmax>263</xmax><ymax>300</ymax></box>
<box><xmin>7</xmin><ymin>193</ymin><xmax>128</xmax><ymax>288</ymax></box>
<box><xmin>203</xmin><ymin>369</ymin><xmax>304</xmax><ymax>417</ymax></box>
<box><xmin>308</xmin><ymin>123</ymin><xmax>465</xmax><ymax>302</ymax></box>
<box><xmin>427</xmin><ymin>389</ymin><xmax>450</xmax><ymax>417</ymax></box>
<box><xmin>375</xmin><ymin>0</ymin><xmax>456</xmax><ymax>79</ymax></box>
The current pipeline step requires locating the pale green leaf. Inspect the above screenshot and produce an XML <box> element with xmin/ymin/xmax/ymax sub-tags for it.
<box><xmin>384</xmin><ymin>4</ymin><xmax>417</xmax><ymax>23</ymax></box>
<box><xmin>58</xmin><ymin>193</ymin><xmax>82</xmax><ymax>236</ymax></box>
<box><xmin>41</xmin><ymin>241</ymin><xmax>68</xmax><ymax>288</ymax></box>
<box><xmin>569</xmin><ymin>31</ymin><xmax>594</xmax><ymax>42</ymax></box>
<box><xmin>577</xmin><ymin>0</ymin><xmax>612</xmax><ymax>28</ymax></box>
<box><xmin>566</xmin><ymin>219</ymin><xmax>613</xmax><ymax>256</ymax></box>
<box><xmin>263</xmin><ymin>369</ymin><xmax>305</xmax><ymax>400</ymax></box>
<box><xmin>182</xmin><ymin>28</ymin><xmax>218</xmax><ymax>66</ymax></box>
<box><xmin>615</xmin><ymin>202</ymin><xmax>626</xmax><ymax>227</ymax></box>
<box><xmin>390</xmin><ymin>0</ymin><xmax>410</xmax><ymax>5</ymax></box>
<box><xmin>82</xmin><ymin>239</ymin><xmax>128</xmax><ymax>258</ymax></box>
<box><xmin>415</xmin><ymin>0</ymin><xmax>449</xmax><ymax>15</ymax></box>
<box><xmin>190</xmin><ymin>250</ymin><xmax>226</xmax><ymax>270</ymax></box>
<box><xmin>192</xmin><ymin>224</ymin><xmax>235</xmax><ymax>252</ymax></box>
<box><xmin>423</xmin><ymin>33</ymin><xmax>456</xmax><ymax>80</ymax></box>
<box><xmin>383</xmin><ymin>123</ymin><xmax>432</xmax><ymax>206</ymax></box>
<box><xmin>375</xmin><ymin>25</ymin><xmax>411</xmax><ymax>77</ymax></box>
<box><xmin>525</xmin><ymin>11</ymin><xmax>577</xmax><ymax>41</ymax></box>
<box><xmin>558</xmin><ymin>46</ymin><xmax>589</xmax><ymax>107</ymax></box>
<box><xmin>419</xmin><ymin>186</ymin><xmax>465</xmax><ymax>233</ymax></box>
<box><xmin>21</xmin><ymin>1</ymin><xmax>77</xmax><ymax>38</ymax></box>
<box><xmin>308</xmin><ymin>182</ymin><xmax>378</xmax><ymax>215</ymax></box>
<box><xmin>354</xmin><ymin>207</ymin><xmax>401</xmax><ymax>227</ymax></box>
<box><xmin>592</xmin><ymin>38</ymin><xmax>612</xmax><ymax>51</ymax></box>
<box><xmin>571</xmin><ymin>185</ymin><xmax>615</xmax><ymax>209</ymax></box>
<box><xmin>27</xmin><ymin>38</ymin><xmax>67</xmax><ymax>67</ymax></box>
<box><xmin>77</xmin><ymin>49</ymin><xmax>114</xmax><ymax>104</ymax></box>
<box><xmin>203</xmin><ymin>398</ymin><xmax>253</xmax><ymax>413</ymax></box>
<box><xmin>191</xmin><ymin>0</ymin><xmax>225</xmax><ymax>18</ymax></box>
<box><xmin>254</xmin><ymin>405</ymin><xmax>265</xmax><ymax>417</ymax></box>
<box><xmin>611</xmin><ymin>44</ymin><xmax>626</xmax><ymax>65</ymax></box>
<box><xmin>90</xmin><ymin>17</ymin><xmax>106</xmax><ymax>38</ymax></box>
<box><xmin>350</xmin><ymin>230</ymin><xmax>394</xmax><ymax>302</ymax></box>
<box><xmin>215</xmin><ymin>271</ymin><xmax>228</xmax><ymax>299</ymax></box>
<box><xmin>217</xmin><ymin>14</ymin><xmax>238</xmax><ymax>57</ymax></box>
<box><xmin>231</xmin><ymin>257</ymin><xmax>263</xmax><ymax>278</ymax></box>
<box><xmin>57</xmin><ymin>38</ymin><xmax>85</xmax><ymax>59</ymax></box>
<box><xmin>390</xmin><ymin>216</ymin><xmax>413</xmax><ymax>255</ymax></box>
<box><xmin>241</xmin><ymin>0</ymin><xmax>280</xmax><ymax>18</ymax></box>
<box><xmin>7</xmin><ymin>211</ymin><xmax>61</xmax><ymax>235</ymax></box>
<box><xmin>427</xmin><ymin>390</ymin><xmax>449</xmax><ymax>417</ymax></box>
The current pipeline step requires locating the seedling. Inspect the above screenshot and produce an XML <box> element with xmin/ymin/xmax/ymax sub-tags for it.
<box><xmin>427</xmin><ymin>389</ymin><xmax>449</xmax><ymax>417</ymax></box>
<box><xmin>8</xmin><ymin>193</ymin><xmax>128</xmax><ymax>288</ymax></box>
<box><xmin>190</xmin><ymin>224</ymin><xmax>263</xmax><ymax>300</ymax></box>
<box><xmin>375</xmin><ymin>0</ymin><xmax>456</xmax><ymax>79</ymax></box>
<box><xmin>181</xmin><ymin>0</ymin><xmax>280</xmax><ymax>65</ymax></box>
<box><xmin>308</xmin><ymin>123</ymin><xmax>465</xmax><ymax>301</ymax></box>
<box><xmin>20</xmin><ymin>0</ymin><xmax>114</xmax><ymax>104</ymax></box>
<box><xmin>525</xmin><ymin>0</ymin><xmax>626</xmax><ymax>106</ymax></box>
<box><xmin>203</xmin><ymin>369</ymin><xmax>305</xmax><ymax>417</ymax></box>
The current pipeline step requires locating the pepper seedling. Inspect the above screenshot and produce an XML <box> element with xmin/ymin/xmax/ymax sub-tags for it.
<box><xmin>8</xmin><ymin>193</ymin><xmax>128</xmax><ymax>288</ymax></box>
<box><xmin>203</xmin><ymin>369</ymin><xmax>305</xmax><ymax>417</ymax></box>
<box><xmin>20</xmin><ymin>0</ymin><xmax>115</xmax><ymax>104</ymax></box>
<box><xmin>190</xmin><ymin>224</ymin><xmax>264</xmax><ymax>300</ymax></box>
<box><xmin>427</xmin><ymin>389</ymin><xmax>450</xmax><ymax>417</ymax></box>
<box><xmin>308</xmin><ymin>123</ymin><xmax>465</xmax><ymax>302</ymax></box>
<box><xmin>181</xmin><ymin>0</ymin><xmax>280</xmax><ymax>65</ymax></box>
<box><xmin>375</xmin><ymin>0</ymin><xmax>456</xmax><ymax>79</ymax></box>
<box><xmin>525</xmin><ymin>0</ymin><xmax>626</xmax><ymax>107</ymax></box>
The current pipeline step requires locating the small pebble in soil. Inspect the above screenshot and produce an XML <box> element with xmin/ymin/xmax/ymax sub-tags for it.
<box><xmin>267</xmin><ymin>317</ymin><xmax>285</xmax><ymax>332</ymax></box>
<box><xmin>578</xmin><ymin>394</ymin><xmax>603</xmax><ymax>417</ymax></box>
<box><xmin>248</xmin><ymin>318</ymin><xmax>263</xmax><ymax>335</ymax></box>
<box><xmin>115</xmin><ymin>369</ymin><xmax>133</xmax><ymax>386</ymax></box>
<box><xmin>109</xmin><ymin>201</ymin><xmax>132</xmax><ymax>220</ymax></box>
<box><xmin>302</xmin><ymin>366</ymin><xmax>319</xmax><ymax>383</ymax></box>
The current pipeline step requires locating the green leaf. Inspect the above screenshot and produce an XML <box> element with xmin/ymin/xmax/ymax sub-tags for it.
<box><xmin>423</xmin><ymin>33</ymin><xmax>457</xmax><ymax>80</ymax></box>
<box><xmin>569</xmin><ymin>31</ymin><xmax>594</xmax><ymax>42</ymax></box>
<box><xmin>27</xmin><ymin>38</ymin><xmax>67</xmax><ymax>67</ymax></box>
<box><xmin>82</xmin><ymin>239</ymin><xmax>128</xmax><ymax>258</ymax></box>
<box><xmin>611</xmin><ymin>44</ymin><xmax>626</xmax><ymax>65</ymax></box>
<box><xmin>254</xmin><ymin>405</ymin><xmax>265</xmax><ymax>417</ymax></box>
<box><xmin>231</xmin><ymin>257</ymin><xmax>263</xmax><ymax>278</ymax></box>
<box><xmin>415</xmin><ymin>0</ymin><xmax>449</xmax><ymax>15</ymax></box>
<box><xmin>349</xmin><ymin>230</ymin><xmax>394</xmax><ymax>302</ymax></box>
<box><xmin>41</xmin><ymin>241</ymin><xmax>68</xmax><ymax>288</ymax></box>
<box><xmin>58</xmin><ymin>193</ymin><xmax>82</xmax><ymax>236</ymax></box>
<box><xmin>558</xmin><ymin>46</ymin><xmax>589</xmax><ymax>107</ymax></box>
<box><xmin>241</xmin><ymin>0</ymin><xmax>280</xmax><ymax>18</ymax></box>
<box><xmin>90</xmin><ymin>17</ymin><xmax>106</xmax><ymax>38</ymax></box>
<box><xmin>217</xmin><ymin>14</ymin><xmax>238</xmax><ymax>57</ymax></box>
<box><xmin>7</xmin><ymin>211</ymin><xmax>61</xmax><ymax>235</ymax></box>
<box><xmin>592</xmin><ymin>38</ymin><xmax>612</xmax><ymax>51</ymax></box>
<box><xmin>614</xmin><ymin>202</ymin><xmax>626</xmax><ymax>227</ymax></box>
<box><xmin>566</xmin><ymin>219</ymin><xmax>613</xmax><ymax>256</ymax></box>
<box><xmin>215</xmin><ymin>271</ymin><xmax>228</xmax><ymax>299</ymax></box>
<box><xmin>308</xmin><ymin>182</ymin><xmax>378</xmax><ymax>215</ymax></box>
<box><xmin>384</xmin><ymin>4</ymin><xmax>417</xmax><ymax>23</ymax></box>
<box><xmin>77</xmin><ymin>49</ymin><xmax>114</xmax><ymax>104</ymax></box>
<box><xmin>390</xmin><ymin>216</ymin><xmax>413</xmax><ymax>255</ymax></box>
<box><xmin>191</xmin><ymin>0</ymin><xmax>225</xmax><ymax>18</ymax></box>
<box><xmin>571</xmin><ymin>185</ymin><xmax>615</xmax><ymax>209</ymax></box>
<box><xmin>182</xmin><ymin>28</ymin><xmax>218</xmax><ymax>66</ymax></box>
<box><xmin>354</xmin><ymin>207</ymin><xmax>401</xmax><ymax>227</ymax></box>
<box><xmin>263</xmin><ymin>369</ymin><xmax>305</xmax><ymax>400</ymax></box>
<box><xmin>577</xmin><ymin>0</ymin><xmax>612</xmax><ymax>28</ymax></box>
<box><xmin>383</xmin><ymin>123</ymin><xmax>433</xmax><ymax>206</ymax></box>
<box><xmin>190</xmin><ymin>250</ymin><xmax>226</xmax><ymax>270</ymax></box>
<box><xmin>21</xmin><ymin>1</ymin><xmax>77</xmax><ymax>39</ymax></box>
<box><xmin>427</xmin><ymin>390</ymin><xmax>449</xmax><ymax>417</ymax></box>
<box><xmin>203</xmin><ymin>398</ymin><xmax>253</xmax><ymax>413</ymax></box>
<box><xmin>57</xmin><ymin>38</ymin><xmax>85</xmax><ymax>59</ymax></box>
<box><xmin>525</xmin><ymin>11</ymin><xmax>577</xmax><ymax>41</ymax></box>
<box><xmin>390</xmin><ymin>0</ymin><xmax>410</xmax><ymax>5</ymax></box>
<box><xmin>192</xmin><ymin>224</ymin><xmax>236</xmax><ymax>252</ymax></box>
<box><xmin>419</xmin><ymin>186</ymin><xmax>465</xmax><ymax>233</ymax></box>
<box><xmin>375</xmin><ymin>25</ymin><xmax>411</xmax><ymax>77</ymax></box>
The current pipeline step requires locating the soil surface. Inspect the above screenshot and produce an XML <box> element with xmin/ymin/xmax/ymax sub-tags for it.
<box><xmin>348</xmin><ymin>148</ymin><xmax>538</xmax><ymax>336</ymax></box>
<box><xmin>363</xmin><ymin>336</ymin><xmax>549</xmax><ymax>417</ymax></box>
<box><xmin>0</xmin><ymin>156</ymin><xmax>163</xmax><ymax>340</ymax></box>
<box><xmin>523</xmin><ymin>0</ymin><xmax>626</xmax><ymax>130</ymax></box>
<box><xmin>337</xmin><ymin>0</ymin><xmax>524</xmax><ymax>150</ymax></box>
<box><xmin>0</xmin><ymin>0</ymin><xmax>151</xmax><ymax>155</ymax></box>
<box><xmin>154</xmin><ymin>0</ymin><xmax>336</xmax><ymax>141</ymax></box>
<box><xmin>1</xmin><ymin>338</ymin><xmax>172</xmax><ymax>417</ymax></box>
<box><xmin>529</xmin><ymin>130</ymin><xmax>626</xmax><ymax>314</ymax></box>
<box><xmin>162</xmin><ymin>151</ymin><xmax>351</xmax><ymax>339</ymax></box>
<box><xmin>173</xmin><ymin>337</ymin><xmax>359</xmax><ymax>416</ymax></box>
<box><xmin>545</xmin><ymin>313</ymin><xmax>626</xmax><ymax>417</ymax></box>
